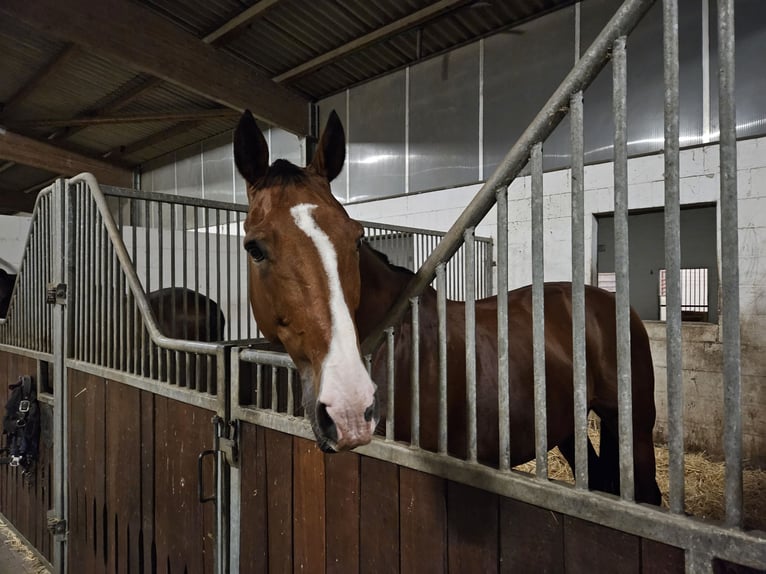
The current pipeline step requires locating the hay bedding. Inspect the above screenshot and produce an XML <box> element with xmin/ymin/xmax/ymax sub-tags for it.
<box><xmin>514</xmin><ymin>420</ymin><xmax>766</xmax><ymax>531</ymax></box>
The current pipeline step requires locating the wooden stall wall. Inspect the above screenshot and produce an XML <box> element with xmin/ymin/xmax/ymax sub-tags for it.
<box><xmin>238</xmin><ymin>424</ymin><xmax>687</xmax><ymax>574</ymax></box>
<box><xmin>67</xmin><ymin>369</ymin><xmax>216</xmax><ymax>574</ymax></box>
<box><xmin>0</xmin><ymin>349</ymin><xmax>53</xmax><ymax>563</ymax></box>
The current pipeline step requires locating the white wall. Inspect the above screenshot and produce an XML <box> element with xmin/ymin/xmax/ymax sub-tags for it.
<box><xmin>346</xmin><ymin>136</ymin><xmax>766</xmax><ymax>463</ymax></box>
<box><xmin>0</xmin><ymin>214</ymin><xmax>32</xmax><ymax>272</ymax></box>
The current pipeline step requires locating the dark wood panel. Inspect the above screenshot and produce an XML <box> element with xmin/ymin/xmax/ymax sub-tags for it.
<box><xmin>500</xmin><ymin>498</ymin><xmax>564</xmax><ymax>573</ymax></box>
<box><xmin>564</xmin><ymin>515</ymin><xmax>640</xmax><ymax>574</ymax></box>
<box><xmin>140</xmin><ymin>390</ymin><xmax>155</xmax><ymax>574</ymax></box>
<box><xmin>641</xmin><ymin>538</ymin><xmax>684</xmax><ymax>573</ymax></box>
<box><xmin>325</xmin><ymin>452</ymin><xmax>360</xmax><ymax>574</ymax></box>
<box><xmin>293</xmin><ymin>437</ymin><xmax>326</xmax><ymax>574</ymax></box>
<box><xmin>238</xmin><ymin>422</ymin><xmax>267</xmax><ymax>574</ymax></box>
<box><xmin>104</xmin><ymin>381</ymin><xmax>142</xmax><ymax>573</ymax></box>
<box><xmin>447</xmin><ymin>481</ymin><xmax>499</xmax><ymax>573</ymax></box>
<box><xmin>360</xmin><ymin>457</ymin><xmax>399</xmax><ymax>573</ymax></box>
<box><xmin>400</xmin><ymin>468</ymin><xmax>447</xmax><ymax>574</ymax></box>
<box><xmin>153</xmin><ymin>397</ymin><xmax>214</xmax><ymax>574</ymax></box>
<box><xmin>264</xmin><ymin>429</ymin><xmax>293</xmax><ymax>574</ymax></box>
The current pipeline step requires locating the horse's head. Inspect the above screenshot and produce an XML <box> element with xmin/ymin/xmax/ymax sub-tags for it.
<box><xmin>234</xmin><ymin>110</ymin><xmax>378</xmax><ymax>453</ymax></box>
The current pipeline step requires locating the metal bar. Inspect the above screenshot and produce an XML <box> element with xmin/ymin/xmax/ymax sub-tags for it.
<box><xmin>361</xmin><ymin>0</ymin><xmax>657</xmax><ymax>356</ymax></box>
<box><xmin>436</xmin><ymin>264</ymin><xmax>448</xmax><ymax>455</ymax></box>
<box><xmin>287</xmin><ymin>368</ymin><xmax>295</xmax><ymax>415</ymax></box>
<box><xmin>410</xmin><ymin>297</ymin><xmax>420</xmax><ymax>448</ymax></box>
<box><xmin>613</xmin><ymin>35</ymin><xmax>635</xmax><ymax>502</ymax></box>
<box><xmin>717</xmin><ymin>0</ymin><xmax>742</xmax><ymax>529</ymax></box>
<box><xmin>530</xmin><ymin>143</ymin><xmax>548</xmax><ymax>479</ymax></box>
<box><xmin>663</xmin><ymin>0</ymin><xmax>684</xmax><ymax>515</ymax></box>
<box><xmin>385</xmin><ymin>327</ymin><xmax>395</xmax><ymax>441</ymax></box>
<box><xmin>571</xmin><ymin>89</ymin><xmax>589</xmax><ymax>490</ymax></box>
<box><xmin>496</xmin><ymin>186</ymin><xmax>510</xmax><ymax>471</ymax></box>
<box><xmin>464</xmin><ymin>227</ymin><xmax>477</xmax><ymax>463</ymax></box>
<box><xmin>271</xmin><ymin>365</ymin><xmax>278</xmax><ymax>412</ymax></box>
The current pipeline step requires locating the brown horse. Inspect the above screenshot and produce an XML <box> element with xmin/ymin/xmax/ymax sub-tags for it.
<box><xmin>234</xmin><ymin>110</ymin><xmax>661</xmax><ymax>505</ymax></box>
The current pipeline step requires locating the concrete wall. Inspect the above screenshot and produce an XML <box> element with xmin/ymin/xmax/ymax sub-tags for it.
<box><xmin>346</xmin><ymin>137</ymin><xmax>766</xmax><ymax>464</ymax></box>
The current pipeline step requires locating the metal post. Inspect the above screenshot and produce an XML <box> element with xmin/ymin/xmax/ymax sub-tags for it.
<box><xmin>410</xmin><ymin>297</ymin><xmax>420</xmax><ymax>448</ymax></box>
<box><xmin>530</xmin><ymin>143</ymin><xmax>548</xmax><ymax>479</ymax></box>
<box><xmin>497</xmin><ymin>186</ymin><xmax>510</xmax><ymax>471</ymax></box>
<box><xmin>436</xmin><ymin>264</ymin><xmax>448</xmax><ymax>455</ymax></box>
<box><xmin>464</xmin><ymin>227</ymin><xmax>477</xmax><ymax>463</ymax></box>
<box><xmin>570</xmin><ymin>90</ymin><xmax>589</xmax><ymax>490</ymax></box>
<box><xmin>613</xmin><ymin>35</ymin><xmax>635</xmax><ymax>502</ymax></box>
<box><xmin>717</xmin><ymin>0</ymin><xmax>742</xmax><ymax>529</ymax></box>
<box><xmin>663</xmin><ymin>0</ymin><xmax>685</xmax><ymax>515</ymax></box>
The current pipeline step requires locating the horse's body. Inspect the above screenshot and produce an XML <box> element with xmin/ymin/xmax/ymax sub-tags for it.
<box><xmin>234</xmin><ymin>109</ymin><xmax>661</xmax><ymax>504</ymax></box>
<box><xmin>0</xmin><ymin>269</ymin><xmax>17</xmax><ymax>318</ymax></box>
<box><xmin>357</xmin><ymin>248</ymin><xmax>661</xmax><ymax>503</ymax></box>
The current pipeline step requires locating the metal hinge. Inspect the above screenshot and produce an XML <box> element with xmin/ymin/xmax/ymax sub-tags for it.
<box><xmin>219</xmin><ymin>419</ymin><xmax>239</xmax><ymax>469</ymax></box>
<box><xmin>47</xmin><ymin>511</ymin><xmax>67</xmax><ymax>536</ymax></box>
<box><xmin>46</xmin><ymin>283</ymin><xmax>67</xmax><ymax>305</ymax></box>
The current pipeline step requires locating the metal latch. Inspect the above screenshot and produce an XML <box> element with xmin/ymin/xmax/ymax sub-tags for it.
<box><xmin>47</xmin><ymin>511</ymin><xmax>67</xmax><ymax>536</ymax></box>
<box><xmin>46</xmin><ymin>283</ymin><xmax>67</xmax><ymax>305</ymax></box>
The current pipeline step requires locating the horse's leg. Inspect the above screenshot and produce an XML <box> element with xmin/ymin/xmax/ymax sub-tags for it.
<box><xmin>558</xmin><ymin>432</ymin><xmax>603</xmax><ymax>492</ymax></box>
<box><xmin>597</xmin><ymin>411</ymin><xmax>662</xmax><ymax>505</ymax></box>
<box><xmin>594</xmin><ymin>412</ymin><xmax>621</xmax><ymax>496</ymax></box>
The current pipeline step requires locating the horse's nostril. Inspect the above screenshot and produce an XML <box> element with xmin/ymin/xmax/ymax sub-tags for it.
<box><xmin>316</xmin><ymin>402</ymin><xmax>338</xmax><ymax>443</ymax></box>
<box><xmin>364</xmin><ymin>401</ymin><xmax>377</xmax><ymax>422</ymax></box>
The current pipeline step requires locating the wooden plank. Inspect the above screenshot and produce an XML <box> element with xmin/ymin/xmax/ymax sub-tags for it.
<box><xmin>153</xmin><ymin>398</ymin><xmax>214</xmax><ymax>574</ymax></box>
<box><xmin>500</xmin><ymin>498</ymin><xmax>564</xmax><ymax>573</ymax></box>
<box><xmin>447</xmin><ymin>481</ymin><xmax>499</xmax><ymax>573</ymax></box>
<box><xmin>238</xmin><ymin>423</ymin><xmax>267</xmax><ymax>574</ymax></box>
<box><xmin>0</xmin><ymin>0</ymin><xmax>309</xmax><ymax>135</ymax></box>
<box><xmin>264</xmin><ymin>429</ymin><xmax>293</xmax><ymax>574</ymax></box>
<box><xmin>400</xmin><ymin>468</ymin><xmax>447</xmax><ymax>574</ymax></box>
<box><xmin>67</xmin><ymin>368</ymin><xmax>87</xmax><ymax>572</ymax></box>
<box><xmin>104</xmin><ymin>381</ymin><xmax>142</xmax><ymax>574</ymax></box>
<box><xmin>325</xmin><ymin>452</ymin><xmax>360</xmax><ymax>574</ymax></box>
<box><xmin>564</xmin><ymin>515</ymin><xmax>640</xmax><ymax>574</ymax></box>
<box><xmin>360</xmin><ymin>457</ymin><xmax>399</xmax><ymax>573</ymax></box>
<box><xmin>0</xmin><ymin>130</ymin><xmax>133</xmax><ymax>187</ymax></box>
<box><xmin>293</xmin><ymin>437</ymin><xmax>326</xmax><ymax>573</ymax></box>
<box><xmin>140</xmin><ymin>391</ymin><xmax>154</xmax><ymax>574</ymax></box>
<box><xmin>641</xmin><ymin>538</ymin><xmax>685</xmax><ymax>573</ymax></box>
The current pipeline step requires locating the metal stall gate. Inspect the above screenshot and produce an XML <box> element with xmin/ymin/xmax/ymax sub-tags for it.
<box><xmin>0</xmin><ymin>169</ymin><xmax>494</xmax><ymax>573</ymax></box>
<box><xmin>226</xmin><ymin>0</ymin><xmax>766</xmax><ymax>572</ymax></box>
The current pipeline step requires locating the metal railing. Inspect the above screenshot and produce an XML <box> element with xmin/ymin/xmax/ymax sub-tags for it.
<box><xmin>230</xmin><ymin>0</ymin><xmax>766</xmax><ymax>571</ymax></box>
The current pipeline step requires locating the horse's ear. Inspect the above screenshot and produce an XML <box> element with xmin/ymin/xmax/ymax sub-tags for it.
<box><xmin>234</xmin><ymin>110</ymin><xmax>269</xmax><ymax>188</ymax></box>
<box><xmin>310</xmin><ymin>110</ymin><xmax>345</xmax><ymax>183</ymax></box>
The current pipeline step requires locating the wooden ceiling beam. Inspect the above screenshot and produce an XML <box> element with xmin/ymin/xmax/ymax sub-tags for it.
<box><xmin>11</xmin><ymin>109</ymin><xmax>238</xmax><ymax>129</ymax></box>
<box><xmin>203</xmin><ymin>0</ymin><xmax>283</xmax><ymax>46</ymax></box>
<box><xmin>273</xmin><ymin>0</ymin><xmax>470</xmax><ymax>83</ymax></box>
<box><xmin>1</xmin><ymin>44</ymin><xmax>79</xmax><ymax>114</ymax></box>
<box><xmin>0</xmin><ymin>128</ymin><xmax>133</xmax><ymax>187</ymax></box>
<box><xmin>0</xmin><ymin>0</ymin><xmax>309</xmax><ymax>135</ymax></box>
<box><xmin>104</xmin><ymin>121</ymin><xmax>204</xmax><ymax>160</ymax></box>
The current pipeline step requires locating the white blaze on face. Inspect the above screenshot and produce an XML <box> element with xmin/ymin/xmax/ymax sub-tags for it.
<box><xmin>290</xmin><ymin>204</ymin><xmax>376</xmax><ymax>446</ymax></box>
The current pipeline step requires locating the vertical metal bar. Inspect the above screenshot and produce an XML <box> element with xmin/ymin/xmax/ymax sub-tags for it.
<box><xmin>271</xmin><ymin>366</ymin><xmax>278</xmax><ymax>412</ymax></box>
<box><xmin>571</xmin><ymin>89</ymin><xmax>589</xmax><ymax>490</ymax></box>
<box><xmin>256</xmin><ymin>364</ymin><xmax>263</xmax><ymax>409</ymax></box>
<box><xmin>496</xmin><ymin>186</ymin><xmax>510</xmax><ymax>471</ymax></box>
<box><xmin>287</xmin><ymin>369</ymin><xmax>295</xmax><ymax>415</ymax></box>
<box><xmin>385</xmin><ymin>327</ymin><xmax>395</xmax><ymax>441</ymax></box>
<box><xmin>464</xmin><ymin>227</ymin><xmax>478</xmax><ymax>463</ymax></box>
<box><xmin>436</xmin><ymin>264</ymin><xmax>448</xmax><ymax>455</ymax></box>
<box><xmin>410</xmin><ymin>297</ymin><xmax>420</xmax><ymax>448</ymax></box>
<box><xmin>100</xmin><ymin>213</ymin><xmax>107</xmax><ymax>366</ymax></box>
<box><xmin>663</xmin><ymin>0</ymin><xmax>685</xmax><ymax>515</ymax></box>
<box><xmin>717</xmin><ymin>0</ymin><xmax>742</xmax><ymax>528</ymax></box>
<box><xmin>226</xmin><ymin>210</ymin><xmax>233</xmax><ymax>341</ymax></box>
<box><xmin>51</xmin><ymin>178</ymin><xmax>70</xmax><ymax>572</ymax></box>
<box><xmin>88</xmin><ymin>192</ymin><xmax>95</xmax><ymax>363</ymax></box>
<box><xmin>613</xmin><ymin>35</ymin><xmax>635</xmax><ymax>501</ymax></box>
<box><xmin>531</xmin><ymin>143</ymin><xmax>548</xmax><ymax>479</ymax></box>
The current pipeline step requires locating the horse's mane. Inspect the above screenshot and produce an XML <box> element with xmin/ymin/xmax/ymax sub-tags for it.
<box><xmin>364</xmin><ymin>243</ymin><xmax>415</xmax><ymax>277</ymax></box>
<box><xmin>255</xmin><ymin>159</ymin><xmax>308</xmax><ymax>190</ymax></box>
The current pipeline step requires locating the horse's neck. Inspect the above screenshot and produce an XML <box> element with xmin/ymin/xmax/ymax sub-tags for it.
<box><xmin>355</xmin><ymin>245</ymin><xmax>412</xmax><ymax>340</ymax></box>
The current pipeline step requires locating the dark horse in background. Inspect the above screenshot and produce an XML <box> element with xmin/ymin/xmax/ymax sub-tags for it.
<box><xmin>233</xmin><ymin>109</ymin><xmax>661</xmax><ymax>504</ymax></box>
<box><xmin>0</xmin><ymin>269</ymin><xmax>17</xmax><ymax>318</ymax></box>
<box><xmin>148</xmin><ymin>287</ymin><xmax>225</xmax><ymax>342</ymax></box>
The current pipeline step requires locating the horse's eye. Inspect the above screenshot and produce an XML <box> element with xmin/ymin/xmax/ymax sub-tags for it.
<box><xmin>245</xmin><ymin>240</ymin><xmax>266</xmax><ymax>262</ymax></box>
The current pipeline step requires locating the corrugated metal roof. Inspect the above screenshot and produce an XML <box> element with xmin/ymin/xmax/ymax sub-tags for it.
<box><xmin>0</xmin><ymin>0</ymin><xmax>572</xmax><ymax>210</ymax></box>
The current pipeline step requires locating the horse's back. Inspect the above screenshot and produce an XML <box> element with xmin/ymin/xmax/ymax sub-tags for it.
<box><xmin>148</xmin><ymin>287</ymin><xmax>226</xmax><ymax>342</ymax></box>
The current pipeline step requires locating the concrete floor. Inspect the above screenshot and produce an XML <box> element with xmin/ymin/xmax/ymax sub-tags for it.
<box><xmin>0</xmin><ymin>521</ymin><xmax>49</xmax><ymax>574</ymax></box>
